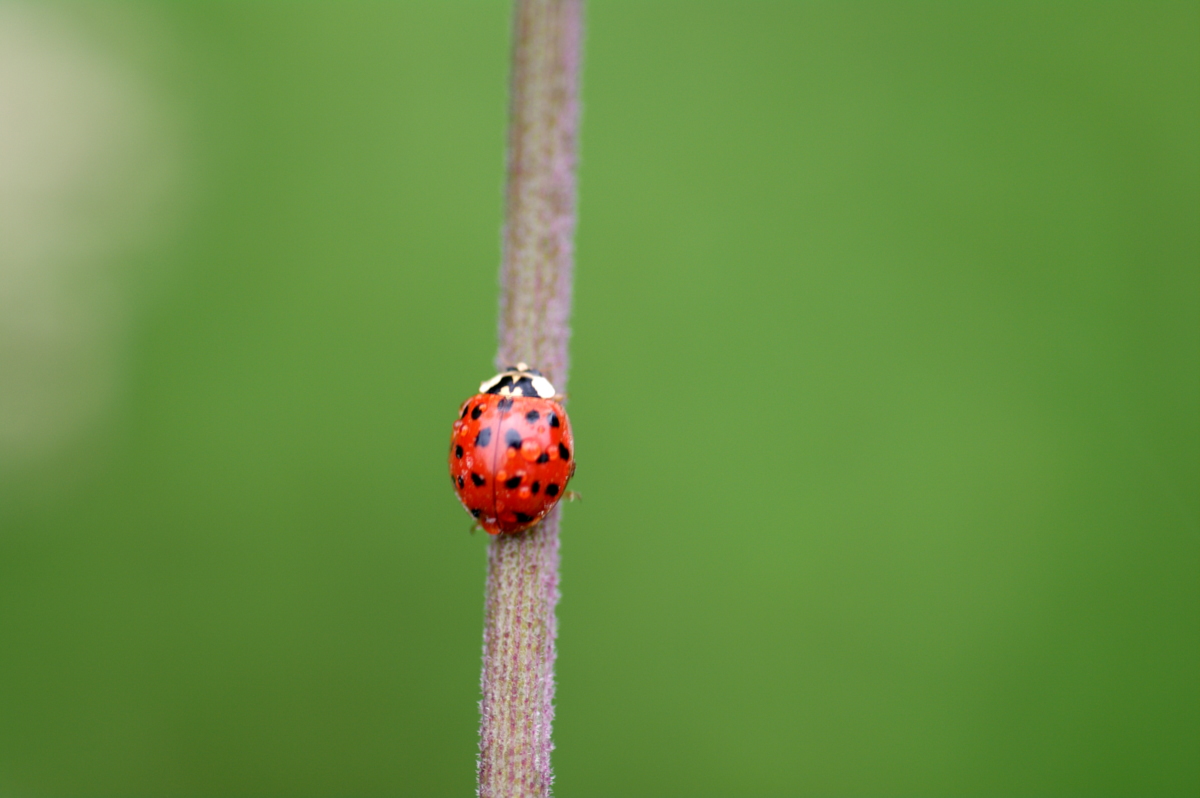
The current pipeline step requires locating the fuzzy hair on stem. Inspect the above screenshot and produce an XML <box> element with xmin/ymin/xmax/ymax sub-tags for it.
<box><xmin>477</xmin><ymin>1</ymin><xmax>582</xmax><ymax>796</ymax></box>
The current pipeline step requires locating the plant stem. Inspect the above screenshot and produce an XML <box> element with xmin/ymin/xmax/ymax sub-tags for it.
<box><xmin>478</xmin><ymin>1</ymin><xmax>582</xmax><ymax>796</ymax></box>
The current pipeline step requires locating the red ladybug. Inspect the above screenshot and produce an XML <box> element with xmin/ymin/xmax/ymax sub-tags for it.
<box><xmin>449</xmin><ymin>363</ymin><xmax>576</xmax><ymax>534</ymax></box>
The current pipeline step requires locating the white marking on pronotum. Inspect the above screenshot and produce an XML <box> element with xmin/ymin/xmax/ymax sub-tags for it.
<box><xmin>528</xmin><ymin>375</ymin><xmax>555</xmax><ymax>398</ymax></box>
<box><xmin>478</xmin><ymin>362</ymin><xmax>558</xmax><ymax>398</ymax></box>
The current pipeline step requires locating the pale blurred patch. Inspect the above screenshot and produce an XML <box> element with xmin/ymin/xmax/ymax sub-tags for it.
<box><xmin>0</xmin><ymin>1</ymin><xmax>183</xmax><ymax>469</ymax></box>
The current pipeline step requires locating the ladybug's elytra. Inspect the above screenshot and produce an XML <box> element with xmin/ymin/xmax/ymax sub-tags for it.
<box><xmin>449</xmin><ymin>363</ymin><xmax>576</xmax><ymax>534</ymax></box>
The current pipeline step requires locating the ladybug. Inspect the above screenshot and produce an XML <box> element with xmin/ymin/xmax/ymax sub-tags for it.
<box><xmin>449</xmin><ymin>363</ymin><xmax>576</xmax><ymax>534</ymax></box>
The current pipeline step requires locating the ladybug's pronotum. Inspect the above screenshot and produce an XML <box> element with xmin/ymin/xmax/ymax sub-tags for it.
<box><xmin>449</xmin><ymin>363</ymin><xmax>576</xmax><ymax>534</ymax></box>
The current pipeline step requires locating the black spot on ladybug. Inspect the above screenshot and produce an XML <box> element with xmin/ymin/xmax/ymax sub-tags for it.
<box><xmin>497</xmin><ymin>397</ymin><xmax>513</xmax><ymax>412</ymax></box>
<box><xmin>461</xmin><ymin>405</ymin><xmax>469</xmax><ymax>419</ymax></box>
<box><xmin>471</xmin><ymin>405</ymin><xmax>483</xmax><ymax>420</ymax></box>
<box><xmin>515</xmin><ymin>512</ymin><xmax>534</xmax><ymax>524</ymax></box>
<box><xmin>558</xmin><ymin>443</ymin><xmax>570</xmax><ymax>461</ymax></box>
<box><xmin>525</xmin><ymin>409</ymin><xmax>540</xmax><ymax>423</ymax></box>
<box><xmin>549</xmin><ymin>412</ymin><xmax>560</xmax><ymax>428</ymax></box>
<box><xmin>505</xmin><ymin>475</ymin><xmax>522</xmax><ymax>489</ymax></box>
<box><xmin>455</xmin><ymin>445</ymin><xmax>463</xmax><ymax>459</ymax></box>
<box><xmin>471</xmin><ymin>473</ymin><xmax>486</xmax><ymax>487</ymax></box>
<box><xmin>531</xmin><ymin>481</ymin><xmax>540</xmax><ymax>495</ymax></box>
<box><xmin>505</xmin><ymin>429</ymin><xmax>522</xmax><ymax>448</ymax></box>
<box><xmin>471</xmin><ymin>508</ymin><xmax>482</xmax><ymax>518</ymax></box>
<box><xmin>536</xmin><ymin>452</ymin><xmax>550</xmax><ymax>464</ymax></box>
<box><xmin>457</xmin><ymin>476</ymin><xmax>464</xmax><ymax>489</ymax></box>
<box><xmin>475</xmin><ymin>428</ymin><xmax>492</xmax><ymax>447</ymax></box>
<box><xmin>546</xmin><ymin>483</ymin><xmax>560</xmax><ymax>497</ymax></box>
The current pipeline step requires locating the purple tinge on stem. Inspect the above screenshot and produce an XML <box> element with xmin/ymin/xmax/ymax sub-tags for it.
<box><xmin>478</xmin><ymin>512</ymin><xmax>562</xmax><ymax>795</ymax></box>
<box><xmin>495</xmin><ymin>0</ymin><xmax>581</xmax><ymax>389</ymax></box>
<box><xmin>479</xmin><ymin>0</ymin><xmax>582</xmax><ymax>796</ymax></box>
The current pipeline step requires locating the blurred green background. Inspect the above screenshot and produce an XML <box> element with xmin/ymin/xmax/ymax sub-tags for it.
<box><xmin>1</xmin><ymin>1</ymin><xmax>1197</xmax><ymax>795</ymax></box>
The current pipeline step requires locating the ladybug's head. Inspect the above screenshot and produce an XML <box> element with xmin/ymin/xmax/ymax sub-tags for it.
<box><xmin>480</xmin><ymin>362</ymin><xmax>557</xmax><ymax>399</ymax></box>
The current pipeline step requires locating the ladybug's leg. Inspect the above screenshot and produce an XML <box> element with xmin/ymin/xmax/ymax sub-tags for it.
<box><xmin>564</xmin><ymin>490</ymin><xmax>582</xmax><ymax>502</ymax></box>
